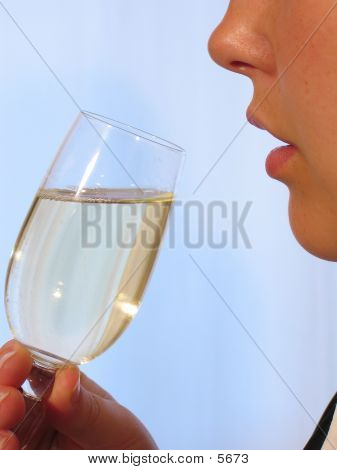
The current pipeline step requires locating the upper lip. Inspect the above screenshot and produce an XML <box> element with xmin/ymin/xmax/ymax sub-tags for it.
<box><xmin>246</xmin><ymin>108</ymin><xmax>294</xmax><ymax>146</ymax></box>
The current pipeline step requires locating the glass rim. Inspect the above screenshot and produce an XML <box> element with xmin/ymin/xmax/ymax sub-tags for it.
<box><xmin>82</xmin><ymin>111</ymin><xmax>186</xmax><ymax>155</ymax></box>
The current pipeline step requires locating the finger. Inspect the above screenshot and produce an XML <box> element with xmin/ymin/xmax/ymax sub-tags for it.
<box><xmin>0</xmin><ymin>431</ymin><xmax>20</xmax><ymax>450</ymax></box>
<box><xmin>0</xmin><ymin>386</ymin><xmax>25</xmax><ymax>429</ymax></box>
<box><xmin>0</xmin><ymin>340</ymin><xmax>32</xmax><ymax>387</ymax></box>
<box><xmin>14</xmin><ymin>397</ymin><xmax>51</xmax><ymax>450</ymax></box>
<box><xmin>49</xmin><ymin>433</ymin><xmax>83</xmax><ymax>450</ymax></box>
<box><xmin>80</xmin><ymin>372</ymin><xmax>113</xmax><ymax>400</ymax></box>
<box><xmin>46</xmin><ymin>367</ymin><xmax>158</xmax><ymax>449</ymax></box>
<box><xmin>34</xmin><ymin>427</ymin><xmax>58</xmax><ymax>450</ymax></box>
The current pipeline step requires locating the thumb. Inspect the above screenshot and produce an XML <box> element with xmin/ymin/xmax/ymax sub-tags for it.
<box><xmin>45</xmin><ymin>367</ymin><xmax>157</xmax><ymax>450</ymax></box>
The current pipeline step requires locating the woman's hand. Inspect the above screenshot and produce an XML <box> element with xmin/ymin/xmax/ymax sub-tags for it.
<box><xmin>0</xmin><ymin>340</ymin><xmax>158</xmax><ymax>450</ymax></box>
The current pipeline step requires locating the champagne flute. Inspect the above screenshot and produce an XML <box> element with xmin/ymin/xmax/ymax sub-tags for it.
<box><xmin>4</xmin><ymin>111</ymin><xmax>185</xmax><ymax>448</ymax></box>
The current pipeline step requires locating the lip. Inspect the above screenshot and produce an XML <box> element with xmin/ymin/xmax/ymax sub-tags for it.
<box><xmin>246</xmin><ymin>108</ymin><xmax>297</xmax><ymax>178</ymax></box>
<box><xmin>246</xmin><ymin>109</ymin><xmax>266</xmax><ymax>130</ymax></box>
<box><xmin>246</xmin><ymin>108</ymin><xmax>293</xmax><ymax>143</ymax></box>
<box><xmin>265</xmin><ymin>145</ymin><xmax>297</xmax><ymax>178</ymax></box>
<box><xmin>246</xmin><ymin>114</ymin><xmax>265</xmax><ymax>130</ymax></box>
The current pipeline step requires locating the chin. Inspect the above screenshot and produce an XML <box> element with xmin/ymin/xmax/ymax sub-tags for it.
<box><xmin>288</xmin><ymin>193</ymin><xmax>337</xmax><ymax>262</ymax></box>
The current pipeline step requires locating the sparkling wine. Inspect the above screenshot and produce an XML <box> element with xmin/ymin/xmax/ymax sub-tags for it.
<box><xmin>5</xmin><ymin>188</ymin><xmax>172</xmax><ymax>367</ymax></box>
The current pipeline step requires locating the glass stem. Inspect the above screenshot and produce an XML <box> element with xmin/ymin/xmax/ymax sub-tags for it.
<box><xmin>14</xmin><ymin>362</ymin><xmax>56</xmax><ymax>449</ymax></box>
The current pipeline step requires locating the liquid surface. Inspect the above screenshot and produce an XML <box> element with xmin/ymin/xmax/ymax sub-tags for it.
<box><xmin>5</xmin><ymin>188</ymin><xmax>172</xmax><ymax>367</ymax></box>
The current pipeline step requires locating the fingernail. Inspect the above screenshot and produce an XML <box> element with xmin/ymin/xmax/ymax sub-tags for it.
<box><xmin>0</xmin><ymin>350</ymin><xmax>16</xmax><ymax>370</ymax></box>
<box><xmin>0</xmin><ymin>391</ymin><xmax>10</xmax><ymax>404</ymax></box>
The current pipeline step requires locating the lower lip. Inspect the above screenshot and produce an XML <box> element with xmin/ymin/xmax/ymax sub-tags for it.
<box><xmin>265</xmin><ymin>145</ymin><xmax>297</xmax><ymax>178</ymax></box>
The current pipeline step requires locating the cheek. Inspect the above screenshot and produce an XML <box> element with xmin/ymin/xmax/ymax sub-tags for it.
<box><xmin>262</xmin><ymin>1</ymin><xmax>337</xmax><ymax>260</ymax></box>
<box><xmin>282</xmin><ymin>68</ymin><xmax>337</xmax><ymax>199</ymax></box>
<box><xmin>276</xmin><ymin>17</ymin><xmax>337</xmax><ymax>199</ymax></box>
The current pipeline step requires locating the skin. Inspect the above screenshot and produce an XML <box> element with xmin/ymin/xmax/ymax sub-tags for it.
<box><xmin>2</xmin><ymin>0</ymin><xmax>337</xmax><ymax>450</ymax></box>
<box><xmin>0</xmin><ymin>340</ymin><xmax>157</xmax><ymax>449</ymax></box>
<box><xmin>208</xmin><ymin>0</ymin><xmax>337</xmax><ymax>261</ymax></box>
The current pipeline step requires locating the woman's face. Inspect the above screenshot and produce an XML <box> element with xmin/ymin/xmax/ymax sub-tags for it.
<box><xmin>208</xmin><ymin>0</ymin><xmax>337</xmax><ymax>261</ymax></box>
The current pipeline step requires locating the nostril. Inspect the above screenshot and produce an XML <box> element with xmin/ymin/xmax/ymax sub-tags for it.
<box><xmin>230</xmin><ymin>61</ymin><xmax>254</xmax><ymax>71</ymax></box>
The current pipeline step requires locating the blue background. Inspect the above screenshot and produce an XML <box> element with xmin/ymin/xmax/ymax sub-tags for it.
<box><xmin>1</xmin><ymin>0</ymin><xmax>337</xmax><ymax>449</ymax></box>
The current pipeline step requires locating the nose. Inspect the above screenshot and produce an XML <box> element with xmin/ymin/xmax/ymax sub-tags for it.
<box><xmin>208</xmin><ymin>3</ymin><xmax>275</xmax><ymax>78</ymax></box>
